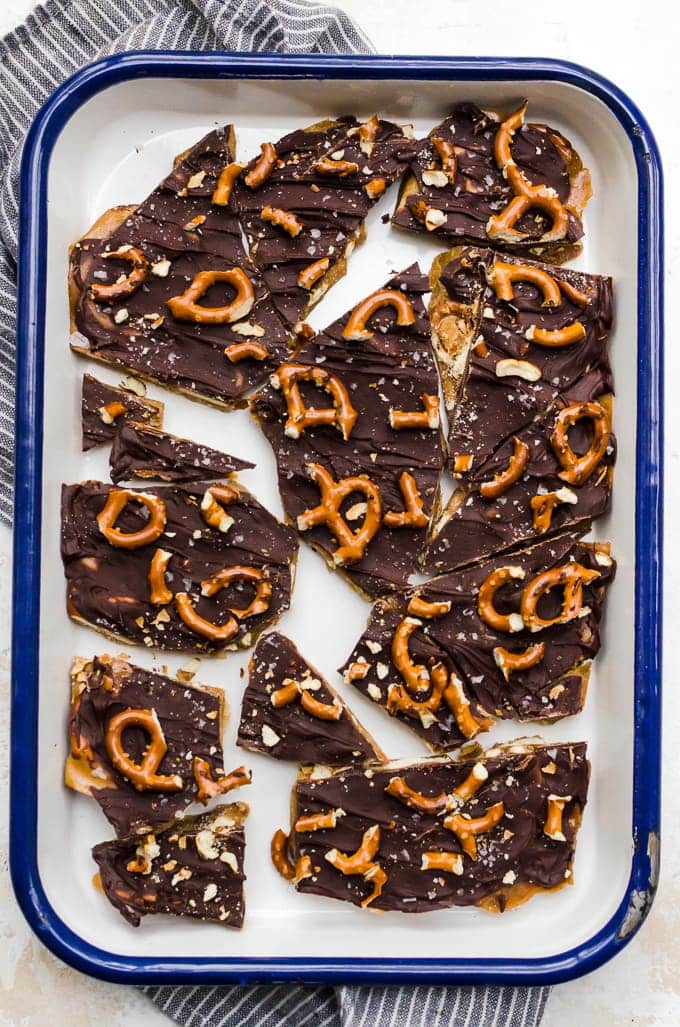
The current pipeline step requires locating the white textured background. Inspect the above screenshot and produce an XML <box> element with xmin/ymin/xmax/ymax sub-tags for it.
<box><xmin>0</xmin><ymin>1</ymin><xmax>676</xmax><ymax>1024</ymax></box>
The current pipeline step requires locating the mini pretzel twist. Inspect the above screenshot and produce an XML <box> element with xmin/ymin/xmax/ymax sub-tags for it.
<box><xmin>526</xmin><ymin>321</ymin><xmax>587</xmax><ymax>348</ymax></box>
<box><xmin>385</xmin><ymin>776</ymin><xmax>449</xmax><ymax>813</ymax></box>
<box><xmin>407</xmin><ymin>595</ymin><xmax>452</xmax><ymax>619</ymax></box>
<box><xmin>489</xmin><ymin>260</ymin><xmax>589</xmax><ymax>346</ymax></box>
<box><xmin>391</xmin><ymin>616</ymin><xmax>430</xmax><ymax>693</ymax></box>
<box><xmin>325</xmin><ymin>824</ymin><xmax>386</xmax><ymax>903</ymax></box>
<box><xmin>201</xmin><ymin>483</ymin><xmax>240</xmax><ymax>533</ymax></box>
<box><xmin>90</xmin><ymin>246</ymin><xmax>149</xmax><ymax>302</ymax></box>
<box><xmin>342</xmin><ymin>289</ymin><xmax>416</xmax><ymax>342</ymax></box>
<box><xmin>293</xmin><ymin>855</ymin><xmax>314</xmax><ymax>885</ymax></box>
<box><xmin>148</xmin><ymin>548</ymin><xmax>173</xmax><ymax>605</ymax></box>
<box><xmin>271</xmin><ymin>363</ymin><xmax>358</xmax><ymax>441</ymax></box>
<box><xmin>551</xmin><ymin>401</ymin><xmax>611</xmax><ymax>485</ymax></box>
<box><xmin>421</xmin><ymin>850</ymin><xmax>464</xmax><ymax>875</ymax></box>
<box><xmin>99</xmin><ymin>400</ymin><xmax>127</xmax><ymax>424</ymax></box>
<box><xmin>294</xmin><ymin>808</ymin><xmax>344</xmax><ymax>833</ymax></box>
<box><xmin>244</xmin><ymin>142</ymin><xmax>277</xmax><ymax>189</ymax></box>
<box><xmin>365</xmin><ymin>177</ymin><xmax>386</xmax><ymax>200</ymax></box>
<box><xmin>383</xmin><ymin>471</ymin><xmax>428</xmax><ymax>529</ymax></box>
<box><xmin>270</xmin><ymin>679</ymin><xmax>342</xmax><ymax>721</ymax></box>
<box><xmin>431</xmin><ymin>135</ymin><xmax>457</xmax><ymax>183</ymax></box>
<box><xmin>388</xmin><ymin>394</ymin><xmax>439</xmax><ymax>431</ymax></box>
<box><xmin>193</xmin><ymin>760</ymin><xmax>251</xmax><ymax>804</ymax></box>
<box><xmin>386</xmin><ymin>668</ymin><xmax>447</xmax><ymax>725</ymax></box>
<box><xmin>361</xmin><ymin>863</ymin><xmax>387</xmax><ymax>909</ymax></box>
<box><xmin>224</xmin><ymin>340</ymin><xmax>268</xmax><ymax>363</ymax></box>
<box><xmin>174</xmin><ymin>592</ymin><xmax>238</xmax><ymax>642</ymax></box>
<box><xmin>493</xmin><ymin>642</ymin><xmax>546</xmax><ymax>681</ymax></box>
<box><xmin>477</xmin><ymin>566</ymin><xmax>526</xmax><ymax>633</ymax></box>
<box><xmin>358</xmin><ymin>114</ymin><xmax>380</xmax><ymax>156</ymax></box>
<box><xmin>105</xmin><ymin>707</ymin><xmax>183</xmax><ymax>792</ymax></box>
<box><xmin>530</xmin><ymin>487</ymin><xmax>577</xmax><ymax>534</ymax></box>
<box><xmin>211</xmin><ymin>163</ymin><xmax>243</xmax><ymax>206</ymax></box>
<box><xmin>297</xmin><ymin>463</ymin><xmax>382</xmax><ymax>565</ymax></box>
<box><xmin>443</xmin><ymin>673</ymin><xmax>495</xmax><ymax>739</ymax></box>
<box><xmin>297</xmin><ymin>257</ymin><xmax>331</xmax><ymax>291</ymax></box>
<box><xmin>201</xmin><ymin>565</ymin><xmax>272</xmax><ymax>620</ymax></box>
<box><xmin>345</xmin><ymin>660</ymin><xmax>370</xmax><ymax>682</ymax></box>
<box><xmin>454</xmin><ymin>762</ymin><xmax>489</xmax><ymax>801</ymax></box>
<box><xmin>97</xmin><ymin>489</ymin><xmax>167</xmax><ymax>549</ymax></box>
<box><xmin>520</xmin><ymin>562</ymin><xmax>600</xmax><ymax>632</ymax></box>
<box><xmin>544</xmin><ymin>794</ymin><xmax>572</xmax><ymax>841</ymax></box>
<box><xmin>443</xmin><ymin>801</ymin><xmax>505</xmax><ymax>860</ymax></box>
<box><xmin>261</xmin><ymin>205</ymin><xmax>303</xmax><ymax>237</ymax></box>
<box><xmin>479</xmin><ymin>437</ymin><xmax>531</xmax><ymax>499</ymax></box>
<box><xmin>314</xmin><ymin>156</ymin><xmax>360</xmax><ymax>177</ymax></box>
<box><xmin>487</xmin><ymin>103</ymin><xmax>570</xmax><ymax>244</ymax></box>
<box><xmin>271</xmin><ymin>828</ymin><xmax>296</xmax><ymax>881</ymax></box>
<box><xmin>167</xmin><ymin>268</ymin><xmax>255</xmax><ymax>325</ymax></box>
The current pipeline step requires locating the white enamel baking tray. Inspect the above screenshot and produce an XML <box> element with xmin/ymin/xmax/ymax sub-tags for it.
<box><xmin>11</xmin><ymin>54</ymin><xmax>663</xmax><ymax>984</ymax></box>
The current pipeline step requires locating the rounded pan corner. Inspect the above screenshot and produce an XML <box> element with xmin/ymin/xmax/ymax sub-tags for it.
<box><xmin>13</xmin><ymin>51</ymin><xmax>662</xmax><ymax>986</ymax></box>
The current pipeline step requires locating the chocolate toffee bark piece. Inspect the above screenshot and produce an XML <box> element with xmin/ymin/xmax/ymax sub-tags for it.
<box><xmin>285</xmin><ymin>741</ymin><xmax>589</xmax><ymax>913</ymax></box>
<box><xmin>82</xmin><ymin>373</ymin><xmax>164</xmax><ymax>451</ymax></box>
<box><xmin>65</xmin><ymin>654</ymin><xmax>251</xmax><ymax>837</ymax></box>
<box><xmin>93</xmin><ymin>802</ymin><xmax>248</xmax><ymax>928</ymax></box>
<box><xmin>235</xmin><ymin>116</ymin><xmax>416</xmax><ymax>326</ymax></box>
<box><xmin>237</xmin><ymin>631</ymin><xmax>384</xmax><ymax>765</ymax></box>
<box><xmin>424</xmin><ymin>368</ymin><xmax>616</xmax><ymax>572</ymax></box>
<box><xmin>61</xmin><ymin>480</ymin><xmax>297</xmax><ymax>653</ymax></box>
<box><xmin>393</xmin><ymin>101</ymin><xmax>591</xmax><ymax>261</ymax></box>
<box><xmin>69</xmin><ymin>127</ymin><xmax>290</xmax><ymax>409</ymax></box>
<box><xmin>251</xmin><ymin>265</ymin><xmax>445</xmax><ymax>598</ymax></box>
<box><xmin>430</xmin><ymin>247</ymin><xmax>614</xmax><ymax>475</ymax></box>
<box><xmin>341</xmin><ymin>532</ymin><xmax>615</xmax><ymax>751</ymax></box>
<box><xmin>109</xmin><ymin>422</ymin><xmax>254</xmax><ymax>484</ymax></box>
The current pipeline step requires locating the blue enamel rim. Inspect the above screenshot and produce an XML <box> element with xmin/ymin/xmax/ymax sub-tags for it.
<box><xmin>11</xmin><ymin>53</ymin><xmax>663</xmax><ymax>985</ymax></box>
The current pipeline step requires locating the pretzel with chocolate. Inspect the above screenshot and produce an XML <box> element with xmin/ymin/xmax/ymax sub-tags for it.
<box><xmin>271</xmin><ymin>364</ymin><xmax>359</xmax><ymax>441</ymax></box>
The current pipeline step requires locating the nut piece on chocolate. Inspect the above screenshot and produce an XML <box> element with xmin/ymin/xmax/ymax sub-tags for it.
<box><xmin>65</xmin><ymin>653</ymin><xmax>251</xmax><ymax>837</ymax></box>
<box><xmin>93</xmin><ymin>802</ymin><xmax>248</xmax><ymax>928</ymax></box>
<box><xmin>429</xmin><ymin>247</ymin><xmax>613</xmax><ymax>477</ymax></box>
<box><xmin>109</xmin><ymin>422</ymin><xmax>255</xmax><ymax>484</ymax></box>
<box><xmin>341</xmin><ymin>532</ymin><xmax>615</xmax><ymax>751</ymax></box>
<box><xmin>424</xmin><ymin>367</ymin><xmax>616</xmax><ymax>572</ymax></box>
<box><xmin>287</xmin><ymin>741</ymin><xmax>589</xmax><ymax>914</ymax></box>
<box><xmin>251</xmin><ymin>265</ymin><xmax>445</xmax><ymax>599</ymax></box>
<box><xmin>61</xmin><ymin>480</ymin><xmax>298</xmax><ymax>653</ymax></box>
<box><xmin>82</xmin><ymin>373</ymin><xmax>164</xmax><ymax>451</ymax></box>
<box><xmin>393</xmin><ymin>101</ymin><xmax>592</xmax><ymax>261</ymax></box>
<box><xmin>69</xmin><ymin>127</ymin><xmax>290</xmax><ymax>409</ymax></box>
<box><xmin>237</xmin><ymin>631</ymin><xmax>384</xmax><ymax>766</ymax></box>
<box><xmin>234</xmin><ymin>116</ymin><xmax>417</xmax><ymax>326</ymax></box>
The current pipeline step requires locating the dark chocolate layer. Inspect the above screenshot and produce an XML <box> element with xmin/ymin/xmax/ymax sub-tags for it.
<box><xmin>70</xmin><ymin>127</ymin><xmax>291</xmax><ymax>407</ymax></box>
<box><xmin>61</xmin><ymin>480</ymin><xmax>297</xmax><ymax>653</ymax></box>
<box><xmin>342</xmin><ymin>532</ymin><xmax>615</xmax><ymax>751</ymax></box>
<box><xmin>93</xmin><ymin>803</ymin><xmax>247</xmax><ymax>927</ymax></box>
<box><xmin>252</xmin><ymin>265</ymin><xmax>445</xmax><ymax>598</ymax></box>
<box><xmin>424</xmin><ymin>368</ymin><xmax>616</xmax><ymax>573</ymax></box>
<box><xmin>109</xmin><ymin>422</ymin><xmax>254</xmax><ymax>484</ymax></box>
<box><xmin>66</xmin><ymin>654</ymin><xmax>228</xmax><ymax>837</ymax></box>
<box><xmin>81</xmin><ymin>373</ymin><xmax>163</xmax><ymax>451</ymax></box>
<box><xmin>237</xmin><ymin>631</ymin><xmax>382</xmax><ymax>765</ymax></box>
<box><xmin>290</xmin><ymin>742</ymin><xmax>588</xmax><ymax>913</ymax></box>
<box><xmin>392</xmin><ymin>102</ymin><xmax>587</xmax><ymax>253</ymax></box>
<box><xmin>235</xmin><ymin>116</ymin><xmax>416</xmax><ymax>325</ymax></box>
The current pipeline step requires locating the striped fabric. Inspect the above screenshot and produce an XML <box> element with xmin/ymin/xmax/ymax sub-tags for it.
<box><xmin>0</xmin><ymin>1</ymin><xmax>550</xmax><ymax>1024</ymax></box>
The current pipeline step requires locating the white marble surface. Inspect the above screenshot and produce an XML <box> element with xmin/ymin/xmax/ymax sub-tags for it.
<box><xmin>0</xmin><ymin>1</ymin><xmax>677</xmax><ymax>1024</ymax></box>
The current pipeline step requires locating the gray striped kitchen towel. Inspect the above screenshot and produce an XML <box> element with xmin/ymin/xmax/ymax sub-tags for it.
<box><xmin>0</xmin><ymin>1</ymin><xmax>550</xmax><ymax>1024</ymax></box>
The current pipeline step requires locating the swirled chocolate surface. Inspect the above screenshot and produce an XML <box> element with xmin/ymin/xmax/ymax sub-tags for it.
<box><xmin>70</xmin><ymin>127</ymin><xmax>291</xmax><ymax>407</ymax></box>
<box><xmin>81</xmin><ymin>373</ymin><xmax>164</xmax><ymax>451</ymax></box>
<box><xmin>290</xmin><ymin>742</ymin><xmax>588</xmax><ymax>913</ymax></box>
<box><xmin>237</xmin><ymin>631</ymin><xmax>383</xmax><ymax>765</ymax></box>
<box><xmin>61</xmin><ymin>480</ymin><xmax>297</xmax><ymax>653</ymax></box>
<box><xmin>109</xmin><ymin>422</ymin><xmax>254</xmax><ymax>484</ymax></box>
<box><xmin>93</xmin><ymin>802</ymin><xmax>247</xmax><ymax>928</ymax></box>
